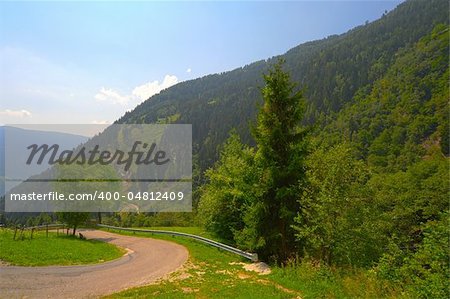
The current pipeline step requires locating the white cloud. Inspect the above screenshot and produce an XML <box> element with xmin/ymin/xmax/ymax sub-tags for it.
<box><xmin>95</xmin><ymin>87</ymin><xmax>130</xmax><ymax>106</ymax></box>
<box><xmin>132</xmin><ymin>75</ymin><xmax>178</xmax><ymax>101</ymax></box>
<box><xmin>95</xmin><ymin>74</ymin><xmax>178</xmax><ymax>106</ymax></box>
<box><xmin>91</xmin><ymin>120</ymin><xmax>110</xmax><ymax>125</ymax></box>
<box><xmin>0</xmin><ymin>109</ymin><xmax>32</xmax><ymax>118</ymax></box>
<box><xmin>186</xmin><ymin>68</ymin><xmax>192</xmax><ymax>73</ymax></box>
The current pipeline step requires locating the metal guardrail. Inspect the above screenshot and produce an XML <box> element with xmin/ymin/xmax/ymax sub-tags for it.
<box><xmin>97</xmin><ymin>224</ymin><xmax>258</xmax><ymax>262</ymax></box>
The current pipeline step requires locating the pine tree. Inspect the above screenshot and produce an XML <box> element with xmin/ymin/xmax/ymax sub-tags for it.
<box><xmin>244</xmin><ymin>59</ymin><xmax>308</xmax><ymax>261</ymax></box>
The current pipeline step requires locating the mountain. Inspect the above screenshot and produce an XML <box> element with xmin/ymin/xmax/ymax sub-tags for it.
<box><xmin>321</xmin><ymin>24</ymin><xmax>449</xmax><ymax>172</ymax></box>
<box><xmin>0</xmin><ymin>126</ymin><xmax>89</xmax><ymax>196</ymax></box>
<box><xmin>116</xmin><ymin>0</ymin><xmax>448</xmax><ymax>175</ymax></box>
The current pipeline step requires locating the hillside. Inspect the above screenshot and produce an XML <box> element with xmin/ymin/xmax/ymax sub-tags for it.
<box><xmin>0</xmin><ymin>126</ymin><xmax>89</xmax><ymax>196</ymax></box>
<box><xmin>117</xmin><ymin>0</ymin><xmax>448</xmax><ymax>174</ymax></box>
<box><xmin>321</xmin><ymin>24</ymin><xmax>449</xmax><ymax>172</ymax></box>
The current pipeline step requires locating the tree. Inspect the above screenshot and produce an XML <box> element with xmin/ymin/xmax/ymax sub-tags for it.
<box><xmin>238</xmin><ymin>60</ymin><xmax>308</xmax><ymax>261</ymax></box>
<box><xmin>293</xmin><ymin>143</ymin><xmax>379</xmax><ymax>266</ymax></box>
<box><xmin>198</xmin><ymin>132</ymin><xmax>257</xmax><ymax>243</ymax></box>
<box><xmin>52</xmin><ymin>163</ymin><xmax>119</xmax><ymax>235</ymax></box>
<box><xmin>57</xmin><ymin>212</ymin><xmax>90</xmax><ymax>236</ymax></box>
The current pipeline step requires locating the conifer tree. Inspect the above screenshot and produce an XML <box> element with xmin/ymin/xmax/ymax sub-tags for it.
<box><xmin>244</xmin><ymin>59</ymin><xmax>308</xmax><ymax>261</ymax></box>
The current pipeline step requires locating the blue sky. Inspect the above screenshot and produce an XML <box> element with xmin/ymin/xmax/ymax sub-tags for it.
<box><xmin>0</xmin><ymin>1</ymin><xmax>402</xmax><ymax>125</ymax></box>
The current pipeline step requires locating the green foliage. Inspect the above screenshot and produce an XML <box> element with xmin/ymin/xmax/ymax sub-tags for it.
<box><xmin>377</xmin><ymin>213</ymin><xmax>450</xmax><ymax>298</ymax></box>
<box><xmin>269</xmin><ymin>258</ymin><xmax>403</xmax><ymax>298</ymax></box>
<box><xmin>372</xmin><ymin>156</ymin><xmax>450</xmax><ymax>297</ymax></box>
<box><xmin>236</xmin><ymin>61</ymin><xmax>308</xmax><ymax>261</ymax></box>
<box><xmin>198</xmin><ymin>62</ymin><xmax>308</xmax><ymax>262</ymax></box>
<box><xmin>197</xmin><ymin>22</ymin><xmax>449</xmax><ymax>295</ymax></box>
<box><xmin>198</xmin><ymin>132</ymin><xmax>257</xmax><ymax>243</ymax></box>
<box><xmin>56</xmin><ymin>212</ymin><xmax>90</xmax><ymax>235</ymax></box>
<box><xmin>294</xmin><ymin>144</ymin><xmax>382</xmax><ymax>267</ymax></box>
<box><xmin>370</xmin><ymin>156</ymin><xmax>449</xmax><ymax>250</ymax></box>
<box><xmin>102</xmin><ymin>212</ymin><xmax>194</xmax><ymax>228</ymax></box>
<box><xmin>53</xmin><ymin>163</ymin><xmax>121</xmax><ymax>235</ymax></box>
<box><xmin>322</xmin><ymin>24</ymin><xmax>449</xmax><ymax>171</ymax></box>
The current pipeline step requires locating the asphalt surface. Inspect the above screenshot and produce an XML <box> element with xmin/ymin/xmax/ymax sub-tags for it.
<box><xmin>0</xmin><ymin>229</ymin><xmax>188</xmax><ymax>298</ymax></box>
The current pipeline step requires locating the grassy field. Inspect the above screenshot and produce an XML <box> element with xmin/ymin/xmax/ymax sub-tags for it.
<box><xmin>102</xmin><ymin>227</ymin><xmax>403</xmax><ymax>299</ymax></box>
<box><xmin>0</xmin><ymin>228</ymin><xmax>125</xmax><ymax>266</ymax></box>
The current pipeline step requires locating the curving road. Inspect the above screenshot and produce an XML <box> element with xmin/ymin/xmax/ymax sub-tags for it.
<box><xmin>0</xmin><ymin>229</ymin><xmax>188</xmax><ymax>298</ymax></box>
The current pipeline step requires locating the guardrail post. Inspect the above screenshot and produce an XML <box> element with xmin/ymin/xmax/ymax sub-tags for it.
<box><xmin>251</xmin><ymin>253</ymin><xmax>258</xmax><ymax>262</ymax></box>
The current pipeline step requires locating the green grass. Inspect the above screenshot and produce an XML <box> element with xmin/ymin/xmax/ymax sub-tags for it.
<box><xmin>0</xmin><ymin>228</ymin><xmax>125</xmax><ymax>266</ymax></box>
<box><xmin>103</xmin><ymin>227</ymin><xmax>404</xmax><ymax>299</ymax></box>
<box><xmin>269</xmin><ymin>260</ymin><xmax>405</xmax><ymax>298</ymax></box>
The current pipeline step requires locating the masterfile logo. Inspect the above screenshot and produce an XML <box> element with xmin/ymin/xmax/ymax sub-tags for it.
<box><xmin>26</xmin><ymin>141</ymin><xmax>170</xmax><ymax>171</ymax></box>
<box><xmin>3</xmin><ymin>124</ymin><xmax>192</xmax><ymax>213</ymax></box>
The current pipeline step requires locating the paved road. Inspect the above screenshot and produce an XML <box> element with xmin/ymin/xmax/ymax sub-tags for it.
<box><xmin>0</xmin><ymin>229</ymin><xmax>188</xmax><ymax>298</ymax></box>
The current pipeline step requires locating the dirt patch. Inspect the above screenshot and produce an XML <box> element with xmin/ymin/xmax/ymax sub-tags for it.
<box><xmin>158</xmin><ymin>260</ymin><xmax>195</xmax><ymax>283</ymax></box>
<box><xmin>0</xmin><ymin>260</ymin><xmax>10</xmax><ymax>267</ymax></box>
<box><xmin>230</xmin><ymin>261</ymin><xmax>272</xmax><ymax>275</ymax></box>
<box><xmin>238</xmin><ymin>272</ymin><xmax>251</xmax><ymax>279</ymax></box>
<box><xmin>244</xmin><ymin>262</ymin><xmax>271</xmax><ymax>275</ymax></box>
<box><xmin>171</xmin><ymin>271</ymin><xmax>192</xmax><ymax>281</ymax></box>
<box><xmin>152</xmin><ymin>258</ymin><xmax>206</xmax><ymax>284</ymax></box>
<box><xmin>215</xmin><ymin>269</ymin><xmax>233</xmax><ymax>275</ymax></box>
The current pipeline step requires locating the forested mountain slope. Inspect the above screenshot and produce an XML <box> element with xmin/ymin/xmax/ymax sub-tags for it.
<box><xmin>117</xmin><ymin>0</ymin><xmax>448</xmax><ymax>173</ymax></box>
<box><xmin>321</xmin><ymin>24</ymin><xmax>449</xmax><ymax>172</ymax></box>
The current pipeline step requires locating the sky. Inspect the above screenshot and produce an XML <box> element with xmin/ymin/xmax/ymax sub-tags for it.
<box><xmin>0</xmin><ymin>1</ymin><xmax>402</xmax><ymax>126</ymax></box>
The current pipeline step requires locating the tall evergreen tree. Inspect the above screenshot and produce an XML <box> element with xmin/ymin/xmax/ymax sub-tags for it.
<box><xmin>242</xmin><ymin>60</ymin><xmax>308</xmax><ymax>261</ymax></box>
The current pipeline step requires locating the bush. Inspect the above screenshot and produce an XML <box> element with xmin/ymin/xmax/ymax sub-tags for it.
<box><xmin>377</xmin><ymin>212</ymin><xmax>450</xmax><ymax>298</ymax></box>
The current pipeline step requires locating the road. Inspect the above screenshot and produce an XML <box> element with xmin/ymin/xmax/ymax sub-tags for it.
<box><xmin>0</xmin><ymin>229</ymin><xmax>188</xmax><ymax>298</ymax></box>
